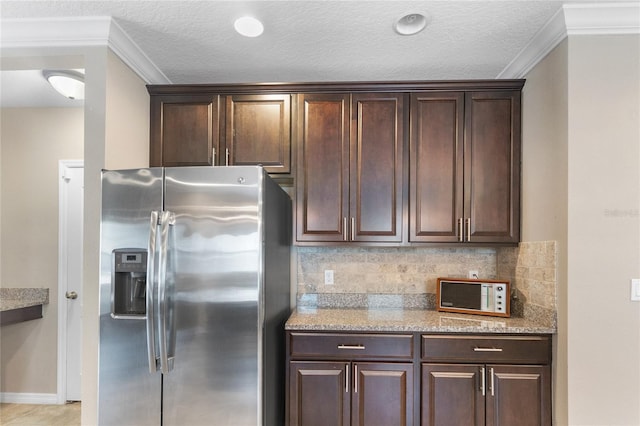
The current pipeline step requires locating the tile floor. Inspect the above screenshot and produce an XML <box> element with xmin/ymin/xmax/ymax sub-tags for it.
<box><xmin>0</xmin><ymin>402</ymin><xmax>80</xmax><ymax>426</ymax></box>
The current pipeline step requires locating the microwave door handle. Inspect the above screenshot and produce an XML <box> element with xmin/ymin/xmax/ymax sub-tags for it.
<box><xmin>146</xmin><ymin>211</ymin><xmax>159</xmax><ymax>373</ymax></box>
<box><xmin>158</xmin><ymin>210</ymin><xmax>175</xmax><ymax>374</ymax></box>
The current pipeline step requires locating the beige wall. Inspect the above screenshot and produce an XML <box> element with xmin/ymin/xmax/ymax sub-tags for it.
<box><xmin>82</xmin><ymin>50</ymin><xmax>149</xmax><ymax>425</ymax></box>
<box><xmin>524</xmin><ymin>33</ymin><xmax>640</xmax><ymax>426</ymax></box>
<box><xmin>0</xmin><ymin>45</ymin><xmax>148</xmax><ymax>425</ymax></box>
<box><xmin>566</xmin><ymin>34</ymin><xmax>640</xmax><ymax>425</ymax></box>
<box><xmin>104</xmin><ymin>51</ymin><xmax>150</xmax><ymax>169</ymax></box>
<box><xmin>0</xmin><ymin>108</ymin><xmax>84</xmax><ymax>394</ymax></box>
<box><xmin>522</xmin><ymin>39</ymin><xmax>569</xmax><ymax>425</ymax></box>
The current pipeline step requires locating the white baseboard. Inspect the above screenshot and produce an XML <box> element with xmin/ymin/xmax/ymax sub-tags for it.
<box><xmin>0</xmin><ymin>392</ymin><xmax>59</xmax><ymax>404</ymax></box>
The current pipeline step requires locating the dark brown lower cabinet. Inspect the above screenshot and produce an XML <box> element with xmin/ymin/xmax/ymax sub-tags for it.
<box><xmin>289</xmin><ymin>361</ymin><xmax>413</xmax><ymax>426</ymax></box>
<box><xmin>289</xmin><ymin>362</ymin><xmax>348</xmax><ymax>426</ymax></box>
<box><xmin>421</xmin><ymin>335</ymin><xmax>552</xmax><ymax>426</ymax></box>
<box><xmin>287</xmin><ymin>332</ymin><xmax>415</xmax><ymax>426</ymax></box>
<box><xmin>487</xmin><ymin>365</ymin><xmax>551</xmax><ymax>426</ymax></box>
<box><xmin>286</xmin><ymin>332</ymin><xmax>552</xmax><ymax>426</ymax></box>
<box><xmin>422</xmin><ymin>364</ymin><xmax>550</xmax><ymax>426</ymax></box>
<box><xmin>421</xmin><ymin>364</ymin><xmax>484</xmax><ymax>426</ymax></box>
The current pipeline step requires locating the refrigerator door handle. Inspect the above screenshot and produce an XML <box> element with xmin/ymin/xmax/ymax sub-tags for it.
<box><xmin>158</xmin><ymin>210</ymin><xmax>176</xmax><ymax>374</ymax></box>
<box><xmin>146</xmin><ymin>210</ymin><xmax>160</xmax><ymax>373</ymax></box>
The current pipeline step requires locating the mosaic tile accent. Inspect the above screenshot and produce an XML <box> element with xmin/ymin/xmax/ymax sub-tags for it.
<box><xmin>297</xmin><ymin>292</ymin><xmax>436</xmax><ymax>309</ymax></box>
<box><xmin>297</xmin><ymin>246</ymin><xmax>497</xmax><ymax>296</ymax></box>
<box><xmin>498</xmin><ymin>241</ymin><xmax>557</xmax><ymax>327</ymax></box>
<box><xmin>296</xmin><ymin>242</ymin><xmax>557</xmax><ymax>327</ymax></box>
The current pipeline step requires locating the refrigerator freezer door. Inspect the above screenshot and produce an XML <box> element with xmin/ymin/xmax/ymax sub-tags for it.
<box><xmin>99</xmin><ymin>169</ymin><xmax>163</xmax><ymax>426</ymax></box>
<box><xmin>162</xmin><ymin>167</ymin><xmax>263</xmax><ymax>426</ymax></box>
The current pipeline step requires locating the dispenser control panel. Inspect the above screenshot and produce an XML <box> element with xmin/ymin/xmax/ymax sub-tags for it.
<box><xmin>112</xmin><ymin>249</ymin><xmax>147</xmax><ymax>319</ymax></box>
<box><xmin>114</xmin><ymin>251</ymin><xmax>146</xmax><ymax>272</ymax></box>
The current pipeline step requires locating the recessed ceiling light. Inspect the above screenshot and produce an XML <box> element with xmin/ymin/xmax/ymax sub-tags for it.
<box><xmin>42</xmin><ymin>70</ymin><xmax>85</xmax><ymax>100</ymax></box>
<box><xmin>394</xmin><ymin>13</ymin><xmax>429</xmax><ymax>36</ymax></box>
<box><xmin>234</xmin><ymin>16</ymin><xmax>264</xmax><ymax>37</ymax></box>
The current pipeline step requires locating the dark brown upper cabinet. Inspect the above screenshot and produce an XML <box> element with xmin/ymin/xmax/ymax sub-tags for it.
<box><xmin>296</xmin><ymin>93</ymin><xmax>405</xmax><ymax>243</ymax></box>
<box><xmin>148</xmin><ymin>80</ymin><xmax>522</xmax><ymax>246</ymax></box>
<box><xmin>150</xmin><ymin>91</ymin><xmax>291</xmax><ymax>173</ymax></box>
<box><xmin>464</xmin><ymin>91</ymin><xmax>521</xmax><ymax>243</ymax></box>
<box><xmin>410</xmin><ymin>90</ymin><xmax>521</xmax><ymax>244</ymax></box>
<box><xmin>225</xmin><ymin>94</ymin><xmax>291</xmax><ymax>173</ymax></box>
<box><xmin>150</xmin><ymin>95</ymin><xmax>220</xmax><ymax>167</ymax></box>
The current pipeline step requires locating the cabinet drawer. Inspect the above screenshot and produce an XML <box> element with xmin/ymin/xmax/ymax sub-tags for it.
<box><xmin>289</xmin><ymin>332</ymin><xmax>413</xmax><ymax>360</ymax></box>
<box><xmin>422</xmin><ymin>335</ymin><xmax>551</xmax><ymax>364</ymax></box>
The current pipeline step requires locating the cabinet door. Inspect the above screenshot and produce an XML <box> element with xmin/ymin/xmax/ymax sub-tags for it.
<box><xmin>409</xmin><ymin>93</ymin><xmax>464</xmax><ymax>242</ymax></box>
<box><xmin>421</xmin><ymin>364</ymin><xmax>484</xmax><ymax>426</ymax></box>
<box><xmin>464</xmin><ymin>91</ymin><xmax>521</xmax><ymax>243</ymax></box>
<box><xmin>296</xmin><ymin>94</ymin><xmax>350</xmax><ymax>242</ymax></box>
<box><xmin>225</xmin><ymin>94</ymin><xmax>291</xmax><ymax>173</ymax></box>
<box><xmin>150</xmin><ymin>95</ymin><xmax>220</xmax><ymax>167</ymax></box>
<box><xmin>486</xmin><ymin>365</ymin><xmax>551</xmax><ymax>426</ymax></box>
<box><xmin>289</xmin><ymin>361</ymin><xmax>350</xmax><ymax>426</ymax></box>
<box><xmin>350</xmin><ymin>93</ymin><xmax>405</xmax><ymax>242</ymax></box>
<box><xmin>352</xmin><ymin>362</ymin><xmax>413</xmax><ymax>426</ymax></box>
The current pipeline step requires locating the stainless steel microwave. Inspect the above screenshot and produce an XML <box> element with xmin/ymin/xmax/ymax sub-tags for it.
<box><xmin>436</xmin><ymin>278</ymin><xmax>510</xmax><ymax>318</ymax></box>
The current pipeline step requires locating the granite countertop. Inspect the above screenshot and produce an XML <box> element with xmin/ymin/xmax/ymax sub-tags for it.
<box><xmin>286</xmin><ymin>307</ymin><xmax>556</xmax><ymax>334</ymax></box>
<box><xmin>286</xmin><ymin>293</ymin><xmax>556</xmax><ymax>334</ymax></box>
<box><xmin>0</xmin><ymin>288</ymin><xmax>49</xmax><ymax>312</ymax></box>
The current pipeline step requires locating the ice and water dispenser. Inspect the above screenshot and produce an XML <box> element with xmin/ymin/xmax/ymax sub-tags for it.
<box><xmin>111</xmin><ymin>249</ymin><xmax>147</xmax><ymax>318</ymax></box>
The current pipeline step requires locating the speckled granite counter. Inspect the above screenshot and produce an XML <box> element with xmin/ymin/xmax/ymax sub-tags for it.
<box><xmin>286</xmin><ymin>308</ymin><xmax>556</xmax><ymax>334</ymax></box>
<box><xmin>0</xmin><ymin>288</ymin><xmax>49</xmax><ymax>325</ymax></box>
<box><xmin>287</xmin><ymin>292</ymin><xmax>556</xmax><ymax>334</ymax></box>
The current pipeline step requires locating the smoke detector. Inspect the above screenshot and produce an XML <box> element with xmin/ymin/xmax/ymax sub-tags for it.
<box><xmin>394</xmin><ymin>13</ymin><xmax>429</xmax><ymax>36</ymax></box>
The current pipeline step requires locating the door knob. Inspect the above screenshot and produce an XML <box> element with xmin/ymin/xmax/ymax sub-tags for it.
<box><xmin>65</xmin><ymin>291</ymin><xmax>78</xmax><ymax>300</ymax></box>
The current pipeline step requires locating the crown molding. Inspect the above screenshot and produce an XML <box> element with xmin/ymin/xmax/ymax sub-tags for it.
<box><xmin>107</xmin><ymin>18</ymin><xmax>170</xmax><ymax>84</ymax></box>
<box><xmin>0</xmin><ymin>17</ymin><xmax>111</xmax><ymax>47</ymax></box>
<box><xmin>0</xmin><ymin>17</ymin><xmax>170</xmax><ymax>84</ymax></box>
<box><xmin>564</xmin><ymin>2</ymin><xmax>640</xmax><ymax>35</ymax></box>
<box><xmin>497</xmin><ymin>7</ymin><xmax>568</xmax><ymax>79</ymax></box>
<box><xmin>498</xmin><ymin>2</ymin><xmax>640</xmax><ymax>78</ymax></box>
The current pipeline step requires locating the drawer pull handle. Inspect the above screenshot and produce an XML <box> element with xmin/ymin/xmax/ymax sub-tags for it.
<box><xmin>473</xmin><ymin>347</ymin><xmax>503</xmax><ymax>352</ymax></box>
<box><xmin>338</xmin><ymin>344</ymin><xmax>365</xmax><ymax>350</ymax></box>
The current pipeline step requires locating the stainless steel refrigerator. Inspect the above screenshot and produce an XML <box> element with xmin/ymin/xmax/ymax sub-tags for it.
<box><xmin>98</xmin><ymin>166</ymin><xmax>291</xmax><ymax>426</ymax></box>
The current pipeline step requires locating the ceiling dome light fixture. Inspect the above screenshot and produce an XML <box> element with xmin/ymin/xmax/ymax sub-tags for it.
<box><xmin>234</xmin><ymin>16</ymin><xmax>264</xmax><ymax>37</ymax></box>
<box><xmin>43</xmin><ymin>69</ymin><xmax>85</xmax><ymax>100</ymax></box>
<box><xmin>394</xmin><ymin>13</ymin><xmax>429</xmax><ymax>36</ymax></box>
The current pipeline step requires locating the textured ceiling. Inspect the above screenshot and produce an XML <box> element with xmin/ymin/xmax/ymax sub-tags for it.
<box><xmin>0</xmin><ymin>0</ymin><xmax>568</xmax><ymax>106</ymax></box>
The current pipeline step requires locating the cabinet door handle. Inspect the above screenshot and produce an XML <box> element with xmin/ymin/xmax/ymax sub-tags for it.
<box><xmin>345</xmin><ymin>363</ymin><xmax>349</xmax><ymax>393</ymax></box>
<box><xmin>490</xmin><ymin>367</ymin><xmax>495</xmax><ymax>397</ymax></box>
<box><xmin>337</xmin><ymin>344</ymin><xmax>365</xmax><ymax>350</ymax></box>
<box><xmin>212</xmin><ymin>148</ymin><xmax>216</xmax><ymax>166</ymax></box>
<box><xmin>225</xmin><ymin>148</ymin><xmax>230</xmax><ymax>166</ymax></box>
<box><xmin>343</xmin><ymin>217</ymin><xmax>348</xmax><ymax>241</ymax></box>
<box><xmin>480</xmin><ymin>367</ymin><xmax>486</xmax><ymax>396</ymax></box>
<box><xmin>458</xmin><ymin>218</ymin><xmax>464</xmax><ymax>242</ymax></box>
<box><xmin>350</xmin><ymin>217</ymin><xmax>355</xmax><ymax>241</ymax></box>
<box><xmin>473</xmin><ymin>347</ymin><xmax>503</xmax><ymax>352</ymax></box>
<box><xmin>354</xmin><ymin>365</ymin><xmax>358</xmax><ymax>393</ymax></box>
<box><xmin>465</xmin><ymin>217</ymin><xmax>471</xmax><ymax>242</ymax></box>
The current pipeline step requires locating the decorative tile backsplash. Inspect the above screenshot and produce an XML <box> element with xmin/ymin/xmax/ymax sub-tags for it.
<box><xmin>296</xmin><ymin>242</ymin><xmax>557</xmax><ymax>323</ymax></box>
<box><xmin>297</xmin><ymin>246</ymin><xmax>498</xmax><ymax>295</ymax></box>
<box><xmin>497</xmin><ymin>241</ymin><xmax>557</xmax><ymax>322</ymax></box>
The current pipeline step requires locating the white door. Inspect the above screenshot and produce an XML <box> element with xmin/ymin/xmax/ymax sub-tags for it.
<box><xmin>58</xmin><ymin>161</ymin><xmax>83</xmax><ymax>402</ymax></box>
